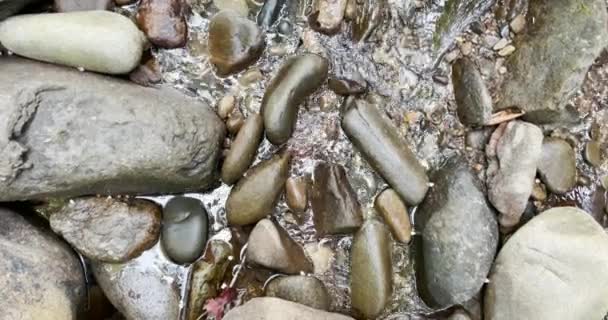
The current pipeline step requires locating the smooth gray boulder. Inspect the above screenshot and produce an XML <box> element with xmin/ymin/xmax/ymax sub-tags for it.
<box><xmin>224</xmin><ymin>297</ymin><xmax>355</xmax><ymax>320</ymax></box>
<box><xmin>0</xmin><ymin>11</ymin><xmax>146</xmax><ymax>74</ymax></box>
<box><xmin>0</xmin><ymin>0</ymin><xmax>40</xmax><ymax>20</ymax></box>
<box><xmin>496</xmin><ymin>0</ymin><xmax>608</xmax><ymax>123</ymax></box>
<box><xmin>485</xmin><ymin>207</ymin><xmax>608</xmax><ymax>320</ymax></box>
<box><xmin>0</xmin><ymin>57</ymin><xmax>225</xmax><ymax>201</ymax></box>
<box><xmin>415</xmin><ymin>157</ymin><xmax>498</xmax><ymax>308</ymax></box>
<box><xmin>486</xmin><ymin>121</ymin><xmax>543</xmax><ymax>228</ymax></box>
<box><xmin>0</xmin><ymin>208</ymin><xmax>86</xmax><ymax>320</ymax></box>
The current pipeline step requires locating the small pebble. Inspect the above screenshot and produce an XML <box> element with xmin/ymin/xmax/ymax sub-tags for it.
<box><xmin>493</xmin><ymin>38</ymin><xmax>509</xmax><ymax>51</ymax></box>
<box><xmin>459</xmin><ymin>42</ymin><xmax>472</xmax><ymax>56</ymax></box>
<box><xmin>531</xmin><ymin>182</ymin><xmax>547</xmax><ymax>201</ymax></box>
<box><xmin>585</xmin><ymin>140</ymin><xmax>602</xmax><ymax>167</ymax></box>
<box><xmin>286</xmin><ymin>177</ymin><xmax>308</xmax><ymax>213</ymax></box>
<box><xmin>498</xmin><ymin>45</ymin><xmax>516</xmax><ymax>56</ymax></box>
<box><xmin>239</xmin><ymin>67</ymin><xmax>264</xmax><ymax>86</ymax></box>
<box><xmin>217</xmin><ymin>95</ymin><xmax>236</xmax><ymax>119</ymax></box>
<box><xmin>226</xmin><ymin>110</ymin><xmax>245</xmax><ymax>134</ymax></box>
<box><xmin>510</xmin><ymin>14</ymin><xmax>526</xmax><ymax>34</ymax></box>
<box><xmin>374</xmin><ymin>188</ymin><xmax>412</xmax><ymax>243</ymax></box>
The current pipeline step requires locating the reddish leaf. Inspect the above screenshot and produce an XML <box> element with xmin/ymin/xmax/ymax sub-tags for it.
<box><xmin>203</xmin><ymin>287</ymin><xmax>238</xmax><ymax>320</ymax></box>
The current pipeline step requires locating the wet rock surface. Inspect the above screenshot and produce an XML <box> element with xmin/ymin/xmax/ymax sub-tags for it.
<box><xmin>262</xmin><ymin>54</ymin><xmax>329</xmax><ymax>145</ymax></box>
<box><xmin>49</xmin><ymin>197</ymin><xmax>161</xmax><ymax>263</ymax></box>
<box><xmin>161</xmin><ymin>196</ymin><xmax>209</xmax><ymax>264</ymax></box>
<box><xmin>92</xmin><ymin>244</ymin><xmax>183</xmax><ymax>320</ymax></box>
<box><xmin>0</xmin><ymin>57</ymin><xmax>225</xmax><ymax>201</ymax></box>
<box><xmin>537</xmin><ymin>138</ymin><xmax>576</xmax><ymax>195</ymax></box>
<box><xmin>311</xmin><ymin>162</ymin><xmax>363</xmax><ymax>236</ymax></box>
<box><xmin>221</xmin><ymin>113</ymin><xmax>264</xmax><ymax>185</ymax></box>
<box><xmin>285</xmin><ymin>176</ymin><xmax>308</xmax><ymax>213</ymax></box>
<box><xmin>374</xmin><ymin>188</ymin><xmax>411</xmax><ymax>243</ymax></box>
<box><xmin>226</xmin><ymin>151</ymin><xmax>290</xmax><ymax>226</ymax></box>
<box><xmin>0</xmin><ymin>208</ymin><xmax>86</xmax><ymax>320</ymax></box>
<box><xmin>136</xmin><ymin>0</ymin><xmax>187</xmax><ymax>48</ymax></box>
<box><xmin>208</xmin><ymin>10</ymin><xmax>265</xmax><ymax>76</ymax></box>
<box><xmin>246</xmin><ymin>218</ymin><xmax>313</xmax><ymax>274</ymax></box>
<box><xmin>309</xmin><ymin>0</ymin><xmax>347</xmax><ymax>35</ymax></box>
<box><xmin>224</xmin><ymin>297</ymin><xmax>355</xmax><ymax>320</ymax></box>
<box><xmin>351</xmin><ymin>219</ymin><xmax>392</xmax><ymax>319</ymax></box>
<box><xmin>0</xmin><ymin>11</ymin><xmax>145</xmax><ymax>74</ymax></box>
<box><xmin>265</xmin><ymin>275</ymin><xmax>330</xmax><ymax>310</ymax></box>
<box><xmin>487</xmin><ymin>121</ymin><xmax>543</xmax><ymax>228</ymax></box>
<box><xmin>451</xmin><ymin>58</ymin><xmax>492</xmax><ymax>126</ymax></box>
<box><xmin>485</xmin><ymin>207</ymin><xmax>608</xmax><ymax>319</ymax></box>
<box><xmin>415</xmin><ymin>158</ymin><xmax>498</xmax><ymax>308</ymax></box>
<box><xmin>342</xmin><ymin>98</ymin><xmax>429</xmax><ymax>205</ymax></box>
<box><xmin>496</xmin><ymin>0</ymin><xmax>608</xmax><ymax>123</ymax></box>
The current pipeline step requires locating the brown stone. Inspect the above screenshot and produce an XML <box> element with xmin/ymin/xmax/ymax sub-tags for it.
<box><xmin>136</xmin><ymin>0</ymin><xmax>188</xmax><ymax>48</ymax></box>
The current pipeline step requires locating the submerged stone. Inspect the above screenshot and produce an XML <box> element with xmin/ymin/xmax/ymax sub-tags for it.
<box><xmin>161</xmin><ymin>196</ymin><xmax>209</xmax><ymax>264</ymax></box>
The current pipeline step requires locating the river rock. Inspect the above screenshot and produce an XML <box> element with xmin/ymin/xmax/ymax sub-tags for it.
<box><xmin>309</xmin><ymin>0</ymin><xmax>347</xmax><ymax>34</ymax></box>
<box><xmin>452</xmin><ymin>58</ymin><xmax>492</xmax><ymax>126</ymax></box>
<box><xmin>328</xmin><ymin>76</ymin><xmax>367</xmax><ymax>96</ymax></box>
<box><xmin>342</xmin><ymin>98</ymin><xmax>429</xmax><ymax>205</ymax></box>
<box><xmin>351</xmin><ymin>219</ymin><xmax>392</xmax><ymax>319</ymax></box>
<box><xmin>415</xmin><ymin>157</ymin><xmax>498</xmax><ymax>308</ymax></box>
<box><xmin>208</xmin><ymin>10</ymin><xmax>265</xmax><ymax>76</ymax></box>
<box><xmin>0</xmin><ymin>57</ymin><xmax>225</xmax><ymax>201</ymax></box>
<box><xmin>311</xmin><ymin>162</ymin><xmax>363</xmax><ymax>236</ymax></box>
<box><xmin>161</xmin><ymin>196</ymin><xmax>209</xmax><ymax>264</ymax></box>
<box><xmin>486</xmin><ymin>121</ymin><xmax>543</xmax><ymax>228</ymax></box>
<box><xmin>224</xmin><ymin>297</ymin><xmax>355</xmax><ymax>320</ymax></box>
<box><xmin>485</xmin><ymin>207</ymin><xmax>608</xmax><ymax>320</ymax></box>
<box><xmin>0</xmin><ymin>208</ymin><xmax>86</xmax><ymax>320</ymax></box>
<box><xmin>136</xmin><ymin>0</ymin><xmax>187</xmax><ymax>48</ymax></box>
<box><xmin>265</xmin><ymin>275</ymin><xmax>330</xmax><ymax>310</ymax></box>
<box><xmin>433</xmin><ymin>0</ymin><xmax>495</xmax><ymax>58</ymax></box>
<box><xmin>256</xmin><ymin>0</ymin><xmax>285</xmax><ymax>28</ymax></box>
<box><xmin>496</xmin><ymin>0</ymin><xmax>608</xmax><ymax>123</ymax></box>
<box><xmin>262</xmin><ymin>54</ymin><xmax>329</xmax><ymax>145</ymax></box>
<box><xmin>187</xmin><ymin>239</ymin><xmax>233</xmax><ymax>320</ymax></box>
<box><xmin>537</xmin><ymin>137</ymin><xmax>576</xmax><ymax>194</ymax></box>
<box><xmin>584</xmin><ymin>140</ymin><xmax>602</xmax><ymax>167</ymax></box>
<box><xmin>226</xmin><ymin>151</ymin><xmax>290</xmax><ymax>226</ymax></box>
<box><xmin>92</xmin><ymin>244</ymin><xmax>182</xmax><ymax>320</ymax></box>
<box><xmin>246</xmin><ymin>219</ymin><xmax>313</xmax><ymax>274</ymax></box>
<box><xmin>221</xmin><ymin>113</ymin><xmax>264</xmax><ymax>185</ymax></box>
<box><xmin>286</xmin><ymin>177</ymin><xmax>308</xmax><ymax>213</ymax></box>
<box><xmin>49</xmin><ymin>197</ymin><xmax>161</xmax><ymax>263</ymax></box>
<box><xmin>55</xmin><ymin>0</ymin><xmax>113</xmax><ymax>12</ymax></box>
<box><xmin>0</xmin><ymin>11</ymin><xmax>145</xmax><ymax>74</ymax></box>
<box><xmin>374</xmin><ymin>188</ymin><xmax>411</xmax><ymax>243</ymax></box>
<box><xmin>0</xmin><ymin>0</ymin><xmax>40</xmax><ymax>20</ymax></box>
<box><xmin>352</xmin><ymin>0</ymin><xmax>385</xmax><ymax>42</ymax></box>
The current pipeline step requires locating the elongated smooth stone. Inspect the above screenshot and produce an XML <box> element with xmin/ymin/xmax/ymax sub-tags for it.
<box><xmin>221</xmin><ymin>114</ymin><xmax>264</xmax><ymax>185</ymax></box>
<box><xmin>226</xmin><ymin>151</ymin><xmax>291</xmax><ymax>226</ymax></box>
<box><xmin>0</xmin><ymin>57</ymin><xmax>225</xmax><ymax>201</ymax></box>
<box><xmin>341</xmin><ymin>99</ymin><xmax>429</xmax><ymax>205</ymax></box>
<box><xmin>262</xmin><ymin>54</ymin><xmax>328</xmax><ymax>145</ymax></box>
<box><xmin>0</xmin><ymin>11</ymin><xmax>146</xmax><ymax>74</ymax></box>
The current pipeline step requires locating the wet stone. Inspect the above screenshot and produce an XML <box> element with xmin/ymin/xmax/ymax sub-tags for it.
<box><xmin>221</xmin><ymin>113</ymin><xmax>264</xmax><ymax>185</ymax></box>
<box><xmin>265</xmin><ymin>275</ymin><xmax>330</xmax><ymax>310</ymax></box>
<box><xmin>49</xmin><ymin>197</ymin><xmax>161</xmax><ymax>263</ymax></box>
<box><xmin>328</xmin><ymin>76</ymin><xmax>367</xmax><ymax>96</ymax></box>
<box><xmin>374</xmin><ymin>188</ymin><xmax>412</xmax><ymax>243</ymax></box>
<box><xmin>208</xmin><ymin>10</ymin><xmax>265</xmax><ymax>76</ymax></box>
<box><xmin>311</xmin><ymin>162</ymin><xmax>364</xmax><ymax>236</ymax></box>
<box><xmin>246</xmin><ymin>218</ymin><xmax>314</xmax><ymax>274</ymax></box>
<box><xmin>129</xmin><ymin>50</ymin><xmax>162</xmax><ymax>86</ymax></box>
<box><xmin>496</xmin><ymin>0</ymin><xmax>608</xmax><ymax>123</ymax></box>
<box><xmin>224</xmin><ymin>297</ymin><xmax>354</xmax><ymax>320</ymax></box>
<box><xmin>487</xmin><ymin>121</ymin><xmax>543</xmax><ymax>228</ymax></box>
<box><xmin>226</xmin><ymin>110</ymin><xmax>246</xmax><ymax>134</ymax></box>
<box><xmin>55</xmin><ymin>0</ymin><xmax>113</xmax><ymax>12</ymax></box>
<box><xmin>262</xmin><ymin>54</ymin><xmax>329</xmax><ymax>145</ymax></box>
<box><xmin>485</xmin><ymin>207</ymin><xmax>608</xmax><ymax>319</ymax></box>
<box><xmin>161</xmin><ymin>196</ymin><xmax>209</xmax><ymax>264</ymax></box>
<box><xmin>351</xmin><ymin>219</ymin><xmax>392</xmax><ymax>319</ymax></box>
<box><xmin>452</xmin><ymin>58</ymin><xmax>492</xmax><ymax>127</ymax></box>
<box><xmin>585</xmin><ymin>140</ymin><xmax>602</xmax><ymax>167</ymax></box>
<box><xmin>285</xmin><ymin>177</ymin><xmax>308</xmax><ymax>213</ymax></box>
<box><xmin>537</xmin><ymin>138</ymin><xmax>576</xmax><ymax>194</ymax></box>
<box><xmin>308</xmin><ymin>0</ymin><xmax>347</xmax><ymax>35</ymax></box>
<box><xmin>256</xmin><ymin>0</ymin><xmax>285</xmax><ymax>28</ymax></box>
<box><xmin>136</xmin><ymin>0</ymin><xmax>188</xmax><ymax>48</ymax></box>
<box><xmin>341</xmin><ymin>98</ymin><xmax>429</xmax><ymax>205</ymax></box>
<box><xmin>217</xmin><ymin>95</ymin><xmax>236</xmax><ymax>119</ymax></box>
<box><xmin>226</xmin><ymin>151</ymin><xmax>290</xmax><ymax>226</ymax></box>
<box><xmin>416</xmin><ymin>157</ymin><xmax>498</xmax><ymax>308</ymax></box>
